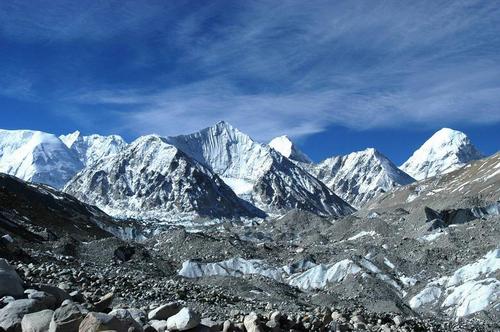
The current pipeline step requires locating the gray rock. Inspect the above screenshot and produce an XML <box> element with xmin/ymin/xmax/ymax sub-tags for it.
<box><xmin>166</xmin><ymin>308</ymin><xmax>200</xmax><ymax>331</ymax></box>
<box><xmin>222</xmin><ymin>320</ymin><xmax>232</xmax><ymax>332</ymax></box>
<box><xmin>78</xmin><ymin>312</ymin><xmax>126</xmax><ymax>332</ymax></box>
<box><xmin>49</xmin><ymin>302</ymin><xmax>83</xmax><ymax>332</ymax></box>
<box><xmin>0</xmin><ymin>297</ymin><xmax>15</xmax><ymax>307</ymax></box>
<box><xmin>0</xmin><ymin>260</ymin><xmax>23</xmax><ymax>298</ymax></box>
<box><xmin>147</xmin><ymin>302</ymin><xmax>181</xmax><ymax>321</ymax></box>
<box><xmin>69</xmin><ymin>291</ymin><xmax>84</xmax><ymax>303</ymax></box>
<box><xmin>21</xmin><ymin>309</ymin><xmax>54</xmax><ymax>332</ymax></box>
<box><xmin>266</xmin><ymin>311</ymin><xmax>282</xmax><ymax>329</ymax></box>
<box><xmin>27</xmin><ymin>292</ymin><xmax>57</xmax><ymax>310</ymax></box>
<box><xmin>109</xmin><ymin>309</ymin><xmax>143</xmax><ymax>332</ymax></box>
<box><xmin>243</xmin><ymin>312</ymin><xmax>264</xmax><ymax>332</ymax></box>
<box><xmin>0</xmin><ymin>299</ymin><xmax>45</xmax><ymax>332</ymax></box>
<box><xmin>149</xmin><ymin>320</ymin><xmax>168</xmax><ymax>332</ymax></box>
<box><xmin>200</xmin><ymin>318</ymin><xmax>221</xmax><ymax>332</ymax></box>
<box><xmin>33</xmin><ymin>286</ymin><xmax>70</xmax><ymax>307</ymax></box>
<box><xmin>393</xmin><ymin>315</ymin><xmax>404</xmax><ymax>326</ymax></box>
<box><xmin>142</xmin><ymin>324</ymin><xmax>156</xmax><ymax>332</ymax></box>
<box><xmin>92</xmin><ymin>293</ymin><xmax>113</xmax><ymax>313</ymax></box>
<box><xmin>127</xmin><ymin>308</ymin><xmax>147</xmax><ymax>325</ymax></box>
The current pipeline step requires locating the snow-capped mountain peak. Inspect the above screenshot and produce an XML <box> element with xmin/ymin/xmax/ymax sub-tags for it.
<box><xmin>64</xmin><ymin>133</ymin><xmax>264</xmax><ymax>220</ymax></box>
<box><xmin>60</xmin><ymin>131</ymin><xmax>127</xmax><ymax>167</ymax></box>
<box><xmin>269</xmin><ymin>135</ymin><xmax>312</xmax><ymax>163</ymax></box>
<box><xmin>167</xmin><ymin>122</ymin><xmax>354</xmax><ymax>217</ymax></box>
<box><xmin>400</xmin><ymin>128</ymin><xmax>483</xmax><ymax>180</ymax></box>
<box><xmin>306</xmin><ymin>148</ymin><xmax>415</xmax><ymax>208</ymax></box>
<box><xmin>59</xmin><ymin>130</ymin><xmax>81</xmax><ymax>148</ymax></box>
<box><xmin>0</xmin><ymin>129</ymin><xmax>82</xmax><ymax>188</ymax></box>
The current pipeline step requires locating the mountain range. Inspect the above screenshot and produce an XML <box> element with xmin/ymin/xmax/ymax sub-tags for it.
<box><xmin>0</xmin><ymin>123</ymin><xmax>487</xmax><ymax>221</ymax></box>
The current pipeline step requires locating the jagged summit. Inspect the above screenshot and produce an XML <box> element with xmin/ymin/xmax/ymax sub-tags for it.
<box><xmin>167</xmin><ymin>122</ymin><xmax>354</xmax><ymax>217</ymax></box>
<box><xmin>64</xmin><ymin>133</ymin><xmax>264</xmax><ymax>220</ymax></box>
<box><xmin>400</xmin><ymin>128</ymin><xmax>483</xmax><ymax>180</ymax></box>
<box><xmin>269</xmin><ymin>135</ymin><xmax>313</xmax><ymax>163</ymax></box>
<box><xmin>60</xmin><ymin>131</ymin><xmax>127</xmax><ymax>167</ymax></box>
<box><xmin>307</xmin><ymin>148</ymin><xmax>415</xmax><ymax>208</ymax></box>
<box><xmin>0</xmin><ymin>129</ymin><xmax>82</xmax><ymax>189</ymax></box>
<box><xmin>59</xmin><ymin>130</ymin><xmax>81</xmax><ymax>147</ymax></box>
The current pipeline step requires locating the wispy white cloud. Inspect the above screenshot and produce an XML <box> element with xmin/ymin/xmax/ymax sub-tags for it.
<box><xmin>2</xmin><ymin>0</ymin><xmax>500</xmax><ymax>140</ymax></box>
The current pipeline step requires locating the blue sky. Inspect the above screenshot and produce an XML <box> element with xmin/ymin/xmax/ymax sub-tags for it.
<box><xmin>0</xmin><ymin>0</ymin><xmax>499</xmax><ymax>164</ymax></box>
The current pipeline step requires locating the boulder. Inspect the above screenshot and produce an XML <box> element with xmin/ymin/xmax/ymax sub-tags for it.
<box><xmin>127</xmin><ymin>308</ymin><xmax>147</xmax><ymax>325</ymax></box>
<box><xmin>69</xmin><ymin>291</ymin><xmax>84</xmax><ymax>303</ymax></box>
<box><xmin>147</xmin><ymin>302</ymin><xmax>181</xmax><ymax>321</ymax></box>
<box><xmin>200</xmin><ymin>318</ymin><xmax>221</xmax><ymax>332</ymax></box>
<box><xmin>33</xmin><ymin>285</ymin><xmax>70</xmax><ymax>307</ymax></box>
<box><xmin>166</xmin><ymin>308</ymin><xmax>200</xmax><ymax>331</ymax></box>
<box><xmin>78</xmin><ymin>312</ymin><xmax>126</xmax><ymax>332</ymax></box>
<box><xmin>142</xmin><ymin>324</ymin><xmax>156</xmax><ymax>332</ymax></box>
<box><xmin>21</xmin><ymin>309</ymin><xmax>54</xmax><ymax>332</ymax></box>
<box><xmin>27</xmin><ymin>291</ymin><xmax>57</xmax><ymax>309</ymax></box>
<box><xmin>0</xmin><ymin>299</ymin><xmax>45</xmax><ymax>332</ymax></box>
<box><xmin>0</xmin><ymin>260</ymin><xmax>23</xmax><ymax>298</ymax></box>
<box><xmin>109</xmin><ymin>309</ymin><xmax>143</xmax><ymax>332</ymax></box>
<box><xmin>222</xmin><ymin>320</ymin><xmax>232</xmax><ymax>332</ymax></box>
<box><xmin>149</xmin><ymin>320</ymin><xmax>168</xmax><ymax>332</ymax></box>
<box><xmin>49</xmin><ymin>302</ymin><xmax>84</xmax><ymax>332</ymax></box>
<box><xmin>266</xmin><ymin>311</ymin><xmax>282</xmax><ymax>329</ymax></box>
<box><xmin>243</xmin><ymin>312</ymin><xmax>264</xmax><ymax>332</ymax></box>
<box><xmin>92</xmin><ymin>293</ymin><xmax>114</xmax><ymax>313</ymax></box>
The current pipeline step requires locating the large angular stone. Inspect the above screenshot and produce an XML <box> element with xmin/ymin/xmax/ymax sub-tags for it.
<box><xmin>48</xmin><ymin>302</ymin><xmax>83</xmax><ymax>332</ymax></box>
<box><xmin>166</xmin><ymin>308</ymin><xmax>200</xmax><ymax>331</ymax></box>
<box><xmin>0</xmin><ymin>299</ymin><xmax>45</xmax><ymax>332</ymax></box>
<box><xmin>78</xmin><ymin>312</ymin><xmax>126</xmax><ymax>332</ymax></box>
<box><xmin>0</xmin><ymin>260</ymin><xmax>23</xmax><ymax>298</ymax></box>
<box><xmin>33</xmin><ymin>285</ymin><xmax>70</xmax><ymax>308</ymax></box>
<box><xmin>21</xmin><ymin>309</ymin><xmax>54</xmax><ymax>332</ymax></box>
<box><xmin>147</xmin><ymin>302</ymin><xmax>181</xmax><ymax>321</ymax></box>
<box><xmin>109</xmin><ymin>309</ymin><xmax>143</xmax><ymax>332</ymax></box>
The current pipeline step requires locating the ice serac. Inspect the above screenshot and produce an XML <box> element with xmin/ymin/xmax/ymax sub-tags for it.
<box><xmin>64</xmin><ymin>135</ymin><xmax>264</xmax><ymax>221</ymax></box>
<box><xmin>400</xmin><ymin>128</ymin><xmax>483</xmax><ymax>180</ymax></box>
<box><xmin>269</xmin><ymin>135</ymin><xmax>312</xmax><ymax>163</ymax></box>
<box><xmin>307</xmin><ymin>148</ymin><xmax>414</xmax><ymax>208</ymax></box>
<box><xmin>60</xmin><ymin>131</ymin><xmax>127</xmax><ymax>166</ymax></box>
<box><xmin>0</xmin><ymin>129</ymin><xmax>82</xmax><ymax>189</ymax></box>
<box><xmin>167</xmin><ymin>121</ymin><xmax>354</xmax><ymax>217</ymax></box>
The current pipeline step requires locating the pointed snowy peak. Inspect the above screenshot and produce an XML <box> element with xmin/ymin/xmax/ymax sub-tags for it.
<box><xmin>0</xmin><ymin>129</ymin><xmax>83</xmax><ymax>189</ymax></box>
<box><xmin>168</xmin><ymin>122</ymin><xmax>354</xmax><ymax>217</ymax></box>
<box><xmin>269</xmin><ymin>135</ymin><xmax>312</xmax><ymax>163</ymax></box>
<box><xmin>400</xmin><ymin>128</ymin><xmax>483</xmax><ymax>180</ymax></box>
<box><xmin>59</xmin><ymin>131</ymin><xmax>127</xmax><ymax>167</ymax></box>
<box><xmin>309</xmin><ymin>148</ymin><xmax>415</xmax><ymax>208</ymax></box>
<box><xmin>64</xmin><ymin>134</ymin><xmax>264</xmax><ymax>221</ymax></box>
<box><xmin>59</xmin><ymin>130</ymin><xmax>81</xmax><ymax>148</ymax></box>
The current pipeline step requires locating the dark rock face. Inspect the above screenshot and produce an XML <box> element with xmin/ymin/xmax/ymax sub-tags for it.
<box><xmin>424</xmin><ymin>203</ymin><xmax>500</xmax><ymax>230</ymax></box>
<box><xmin>113</xmin><ymin>246</ymin><xmax>135</xmax><ymax>262</ymax></box>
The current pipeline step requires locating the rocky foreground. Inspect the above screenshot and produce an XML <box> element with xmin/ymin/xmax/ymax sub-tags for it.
<box><xmin>0</xmin><ymin>239</ymin><xmax>497</xmax><ymax>332</ymax></box>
